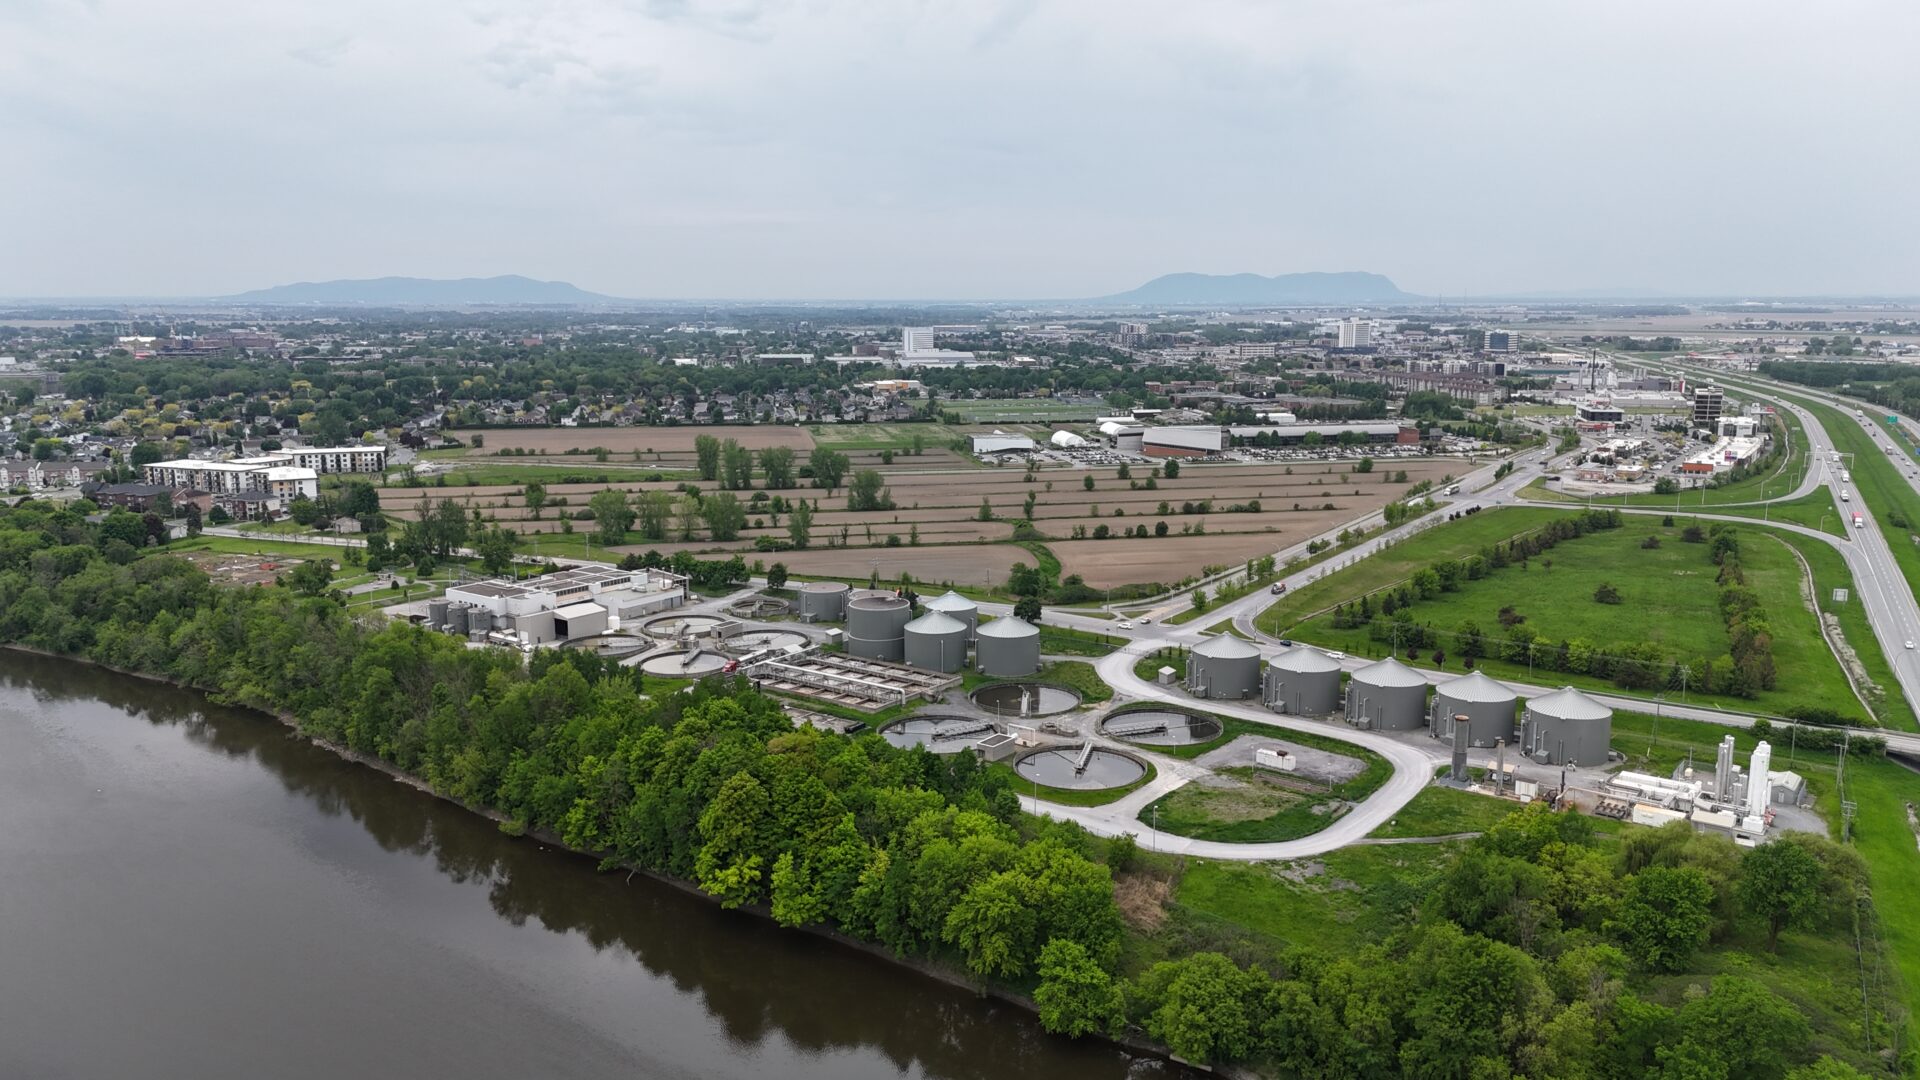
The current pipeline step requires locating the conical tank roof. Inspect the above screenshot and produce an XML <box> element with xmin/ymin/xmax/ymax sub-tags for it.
<box><xmin>1526</xmin><ymin>686</ymin><xmax>1611</xmax><ymax>721</ymax></box>
<box><xmin>1437</xmin><ymin>670</ymin><xmax>1517</xmax><ymax>704</ymax></box>
<box><xmin>1272</xmin><ymin>646</ymin><xmax>1343</xmax><ymax>673</ymax></box>
<box><xmin>976</xmin><ymin>616</ymin><xmax>1039</xmax><ymax>639</ymax></box>
<box><xmin>1192</xmin><ymin>634</ymin><xmax>1262</xmax><ymax>659</ymax></box>
<box><xmin>904</xmin><ymin>611</ymin><xmax>966</xmax><ymax>634</ymax></box>
<box><xmin>926</xmin><ymin>590</ymin><xmax>976</xmax><ymax>613</ymax></box>
<box><xmin>1351</xmin><ymin>655</ymin><xmax>1428</xmax><ymax>688</ymax></box>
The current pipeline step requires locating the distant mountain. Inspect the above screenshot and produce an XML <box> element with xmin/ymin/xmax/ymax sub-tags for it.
<box><xmin>1100</xmin><ymin>271</ymin><xmax>1417</xmax><ymax>306</ymax></box>
<box><xmin>223</xmin><ymin>275</ymin><xmax>621</xmax><ymax>306</ymax></box>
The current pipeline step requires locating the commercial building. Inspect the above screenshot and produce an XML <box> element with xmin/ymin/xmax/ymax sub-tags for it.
<box><xmin>1485</xmin><ymin>330</ymin><xmax>1514</xmax><ymax>353</ymax></box>
<box><xmin>970</xmin><ymin>432</ymin><xmax>1038</xmax><ymax>455</ymax></box>
<box><xmin>1692</xmin><ymin>385</ymin><xmax>1725</xmax><ymax>430</ymax></box>
<box><xmin>1337</xmin><ymin>318</ymin><xmax>1372</xmax><ymax>349</ymax></box>
<box><xmin>900</xmin><ymin>327</ymin><xmax>979</xmax><ymax>367</ymax></box>
<box><xmin>1228</xmin><ymin>423</ymin><xmax>1419</xmax><ymax>446</ymax></box>
<box><xmin>1576</xmin><ymin>401</ymin><xmax>1624</xmax><ymax>425</ymax></box>
<box><xmin>1141</xmin><ymin>426</ymin><xmax>1228</xmax><ymax>457</ymax></box>
<box><xmin>1116</xmin><ymin>322</ymin><xmax>1149</xmax><ymax>346</ymax></box>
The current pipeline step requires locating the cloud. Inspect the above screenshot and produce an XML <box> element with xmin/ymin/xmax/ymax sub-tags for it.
<box><xmin>0</xmin><ymin>0</ymin><xmax>1916</xmax><ymax>298</ymax></box>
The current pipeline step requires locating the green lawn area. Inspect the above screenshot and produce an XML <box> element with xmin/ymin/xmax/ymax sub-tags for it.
<box><xmin>1170</xmin><ymin>844</ymin><xmax>1458</xmax><ymax>955</ymax></box>
<box><xmin>1133</xmin><ymin>649</ymin><xmax>1185</xmax><ymax>684</ymax></box>
<box><xmin>991</xmin><ymin>758</ymin><xmax>1155</xmax><ymax>807</ymax></box>
<box><xmin>947</xmin><ymin>400</ymin><xmax>1100</xmax><ymax>422</ymax></box>
<box><xmin>1142</xmin><ymin>745</ymin><xmax>1392</xmax><ymax>844</ymax></box>
<box><xmin>1773</xmin><ymin>530</ymin><xmax>1918</xmax><ymax>730</ymax></box>
<box><xmin>808</xmin><ymin>422</ymin><xmax>967</xmax><ymax>450</ymax></box>
<box><xmin>1035</xmin><ymin>624</ymin><xmax>1123</xmax><ymax>657</ymax></box>
<box><xmin>1367</xmin><ymin>783</ymin><xmax>1520</xmax><ymax>838</ymax></box>
<box><xmin>971</xmin><ymin>659</ymin><xmax>1112</xmax><ymax>703</ymax></box>
<box><xmin>1255</xmin><ymin>507</ymin><xmax>1566</xmax><ymax>636</ymax></box>
<box><xmin>172</xmin><ymin>535</ymin><xmax>366</xmax><ymax>564</ymax></box>
<box><xmin>1289</xmin><ymin>517</ymin><xmax>1868</xmax><ymax>723</ymax></box>
<box><xmin>1837</xmin><ymin>756</ymin><xmax>1920</xmax><ymax>1056</ymax></box>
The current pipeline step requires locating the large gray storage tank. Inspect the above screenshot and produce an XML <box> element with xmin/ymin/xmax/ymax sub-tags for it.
<box><xmin>846</xmin><ymin>595</ymin><xmax>912</xmax><ymax>661</ymax></box>
<box><xmin>428</xmin><ymin>598</ymin><xmax>450</xmax><ymax>629</ymax></box>
<box><xmin>903</xmin><ymin>611</ymin><xmax>968</xmax><ymax>673</ymax></box>
<box><xmin>1521</xmin><ymin>686</ymin><xmax>1612</xmax><ymax>766</ymax></box>
<box><xmin>975</xmin><ymin>616</ymin><xmax>1041</xmax><ymax>677</ymax></box>
<box><xmin>797</xmin><ymin>581</ymin><xmax>850</xmax><ymax>622</ymax></box>
<box><xmin>925</xmin><ymin>590</ymin><xmax>979</xmax><ymax>640</ymax></box>
<box><xmin>1430</xmin><ymin>671</ymin><xmax>1518</xmax><ymax>748</ymax></box>
<box><xmin>1345</xmin><ymin>656</ymin><xmax>1428</xmax><ymax>731</ymax></box>
<box><xmin>1264</xmin><ymin>647</ymin><xmax>1342</xmax><ymax>715</ymax></box>
<box><xmin>1186</xmin><ymin>634</ymin><xmax>1262</xmax><ymax>700</ymax></box>
<box><xmin>446</xmin><ymin>603</ymin><xmax>471</xmax><ymax>635</ymax></box>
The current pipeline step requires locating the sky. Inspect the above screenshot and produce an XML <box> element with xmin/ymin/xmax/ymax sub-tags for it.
<box><xmin>3</xmin><ymin>0</ymin><xmax>1917</xmax><ymax>300</ymax></box>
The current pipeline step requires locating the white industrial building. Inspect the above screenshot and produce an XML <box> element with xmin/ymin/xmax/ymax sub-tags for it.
<box><xmin>439</xmin><ymin>566</ymin><xmax>686</xmax><ymax>646</ymax></box>
<box><xmin>1141</xmin><ymin>426</ymin><xmax>1228</xmax><ymax>458</ymax></box>
<box><xmin>899</xmin><ymin>327</ymin><xmax>979</xmax><ymax>367</ymax></box>
<box><xmin>970</xmin><ymin>432</ymin><xmax>1038</xmax><ymax>455</ymax></box>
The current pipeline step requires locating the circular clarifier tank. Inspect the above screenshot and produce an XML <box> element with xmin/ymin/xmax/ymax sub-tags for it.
<box><xmin>643</xmin><ymin>614</ymin><xmax>726</xmax><ymax>640</ymax></box>
<box><xmin>1014</xmin><ymin>747</ymin><xmax>1146</xmax><ymax>790</ymax></box>
<box><xmin>1098</xmin><ymin>708</ymin><xmax>1223</xmax><ymax>746</ymax></box>
<box><xmin>879</xmin><ymin>715</ymin><xmax>998</xmax><ymax>754</ymax></box>
<box><xmin>569</xmin><ymin>634</ymin><xmax>649</xmax><ymax>660</ymax></box>
<box><xmin>969</xmin><ymin>683</ymin><xmax>1081</xmax><ymax>717</ymax></box>
<box><xmin>724</xmin><ymin>628</ymin><xmax>810</xmax><ymax>653</ymax></box>
<box><xmin>639</xmin><ymin>649</ymin><xmax>730</xmax><ymax>677</ymax></box>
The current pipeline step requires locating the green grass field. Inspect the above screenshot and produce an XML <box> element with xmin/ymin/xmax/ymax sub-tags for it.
<box><xmin>1170</xmin><ymin>844</ymin><xmax>1458</xmax><ymax>954</ymax></box>
<box><xmin>1254</xmin><ymin>507</ymin><xmax>1566</xmax><ymax>636</ymax></box>
<box><xmin>807</xmin><ymin>422</ymin><xmax>966</xmax><ymax>450</ymax></box>
<box><xmin>1367</xmin><ymin>784</ymin><xmax>1519</xmax><ymax>838</ymax></box>
<box><xmin>1291</xmin><ymin>518</ymin><xmax>1865</xmax><ymax>722</ymax></box>
<box><xmin>1142</xmin><ymin>744</ymin><xmax>1392</xmax><ymax>844</ymax></box>
<box><xmin>945</xmin><ymin>400</ymin><xmax>1100</xmax><ymax>423</ymax></box>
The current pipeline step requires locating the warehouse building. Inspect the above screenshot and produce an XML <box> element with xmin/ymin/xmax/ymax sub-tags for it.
<box><xmin>970</xmin><ymin>432</ymin><xmax>1038</xmax><ymax>456</ymax></box>
<box><xmin>1142</xmin><ymin>426</ymin><xmax>1228</xmax><ymax>458</ymax></box>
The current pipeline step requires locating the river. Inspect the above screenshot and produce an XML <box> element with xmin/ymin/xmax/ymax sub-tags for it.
<box><xmin>0</xmin><ymin>652</ymin><xmax>1176</xmax><ymax>1080</ymax></box>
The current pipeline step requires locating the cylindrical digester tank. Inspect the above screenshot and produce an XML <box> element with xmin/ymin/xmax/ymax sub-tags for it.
<box><xmin>797</xmin><ymin>581</ymin><xmax>850</xmax><ymax>622</ymax></box>
<box><xmin>846</xmin><ymin>596</ymin><xmax>911</xmax><ymax>661</ymax></box>
<box><xmin>974</xmin><ymin>616</ymin><xmax>1041</xmax><ymax>677</ymax></box>
<box><xmin>1430</xmin><ymin>671</ymin><xmax>1518</xmax><ymax>748</ymax></box>
<box><xmin>1264</xmin><ymin>647</ymin><xmax>1342</xmax><ymax>715</ymax></box>
<box><xmin>1186</xmin><ymin>635</ymin><xmax>1262</xmax><ymax>700</ymax></box>
<box><xmin>428</xmin><ymin>599</ymin><xmax>450</xmax><ymax>629</ymax></box>
<box><xmin>1345</xmin><ymin>656</ymin><xmax>1428</xmax><ymax>731</ymax></box>
<box><xmin>1521</xmin><ymin>687</ymin><xmax>1613</xmax><ymax>766</ymax></box>
<box><xmin>903</xmin><ymin>611</ymin><xmax>968</xmax><ymax>673</ymax></box>
<box><xmin>925</xmin><ymin>589</ymin><xmax>979</xmax><ymax>640</ymax></box>
<box><xmin>446</xmin><ymin>603</ymin><xmax>471</xmax><ymax>635</ymax></box>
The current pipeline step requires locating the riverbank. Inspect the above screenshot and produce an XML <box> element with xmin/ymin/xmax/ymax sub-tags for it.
<box><xmin>0</xmin><ymin>643</ymin><xmax>1202</xmax><ymax>1075</ymax></box>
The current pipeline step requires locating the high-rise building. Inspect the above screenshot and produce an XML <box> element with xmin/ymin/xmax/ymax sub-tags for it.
<box><xmin>1116</xmin><ymin>321</ymin><xmax>1148</xmax><ymax>346</ymax></box>
<box><xmin>1693</xmin><ymin>385</ymin><xmax>1725</xmax><ymax>430</ymax></box>
<box><xmin>1485</xmin><ymin>329</ymin><xmax>1514</xmax><ymax>353</ymax></box>
<box><xmin>1337</xmin><ymin>318</ymin><xmax>1371</xmax><ymax>349</ymax></box>
<box><xmin>901</xmin><ymin>327</ymin><xmax>936</xmax><ymax>354</ymax></box>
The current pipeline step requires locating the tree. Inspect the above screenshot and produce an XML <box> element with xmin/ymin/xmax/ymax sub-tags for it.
<box><xmin>695</xmin><ymin>771</ymin><xmax>771</xmax><ymax>909</ymax></box>
<box><xmin>676</xmin><ymin>492</ymin><xmax>703</xmax><ymax>541</ymax></box>
<box><xmin>428</xmin><ymin>498</ymin><xmax>469</xmax><ymax>557</ymax></box>
<box><xmin>694</xmin><ymin>434</ymin><xmax>722</xmax><ymax>481</ymax></box>
<box><xmin>721</xmin><ymin>439</ymin><xmax>754</xmax><ymax>489</ymax></box>
<box><xmin>759</xmin><ymin>447</ymin><xmax>796</xmax><ymax>489</ymax></box>
<box><xmin>475</xmin><ymin>526</ymin><xmax>517</xmax><ymax>576</ymax></box>
<box><xmin>1356</xmin><ymin>456</ymin><xmax>1374</xmax><ymax>473</ymax></box>
<box><xmin>183</xmin><ymin>502</ymin><xmax>202</xmax><ymax>536</ymax></box>
<box><xmin>1013</xmin><ymin>596</ymin><xmax>1042</xmax><ymax>623</ymax></box>
<box><xmin>1082</xmin><ymin>474</ymin><xmax>1095</xmax><ymax>491</ymax></box>
<box><xmin>130</xmin><ymin>441</ymin><xmax>167</xmax><ymax>467</ymax></box>
<box><xmin>1738</xmin><ymin>837</ymin><xmax>1827</xmax><ymax>952</ymax></box>
<box><xmin>847</xmin><ymin>469</ymin><xmax>892</xmax><ymax>512</ymax></box>
<box><xmin>1608</xmin><ymin>865</ymin><xmax>1713</xmax><ymax>972</ymax></box>
<box><xmin>285</xmin><ymin>558</ymin><xmax>334</xmax><ymax>597</ymax></box>
<box><xmin>701</xmin><ymin>492</ymin><xmax>748</xmax><ymax>541</ymax></box>
<box><xmin>288</xmin><ymin>496</ymin><xmax>322</xmax><ymax>526</ymax></box>
<box><xmin>1653</xmin><ymin>476</ymin><xmax>1679</xmax><ymax>495</ymax></box>
<box><xmin>1163</xmin><ymin>459</ymin><xmax>1180</xmax><ymax>479</ymax></box>
<box><xmin>1786</xmin><ymin>1057</ymin><xmax>1875</xmax><ymax>1080</ymax></box>
<box><xmin>767</xmin><ymin>562</ymin><xmax>788</xmax><ymax>589</ymax></box>
<box><xmin>788</xmin><ymin>498</ymin><xmax>814</xmax><ymax>549</ymax></box>
<box><xmin>635</xmin><ymin>490</ymin><xmax>674</xmax><ymax>541</ymax></box>
<box><xmin>1191</xmin><ymin>586</ymin><xmax>1208</xmax><ymax>612</ymax></box>
<box><xmin>589</xmin><ymin>489</ymin><xmax>634</xmax><ymax>545</ymax></box>
<box><xmin>1033</xmin><ymin>939</ymin><xmax>1123</xmax><ymax>1038</ymax></box>
<box><xmin>1593</xmin><ymin>582</ymin><xmax>1623</xmax><ymax>604</ymax></box>
<box><xmin>1130</xmin><ymin>952</ymin><xmax>1264</xmax><ymax>1064</ymax></box>
<box><xmin>524</xmin><ymin>481</ymin><xmax>547</xmax><ymax>518</ymax></box>
<box><xmin>810</xmin><ymin>448</ymin><xmax>849</xmax><ymax>493</ymax></box>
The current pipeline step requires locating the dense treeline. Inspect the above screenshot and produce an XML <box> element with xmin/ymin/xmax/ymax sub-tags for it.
<box><xmin>1759</xmin><ymin>360</ymin><xmax>1920</xmax><ymax>419</ymax></box>
<box><xmin>0</xmin><ymin>498</ymin><xmax>1900</xmax><ymax>1076</ymax></box>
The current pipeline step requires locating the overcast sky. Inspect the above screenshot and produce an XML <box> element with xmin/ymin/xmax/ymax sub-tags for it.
<box><xmin>4</xmin><ymin>0</ymin><xmax>1916</xmax><ymax>300</ymax></box>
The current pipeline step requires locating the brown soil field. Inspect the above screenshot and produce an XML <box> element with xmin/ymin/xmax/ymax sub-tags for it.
<box><xmin>382</xmin><ymin>453</ymin><xmax>1474</xmax><ymax>588</ymax></box>
<box><xmin>746</xmin><ymin>545</ymin><xmax>1029</xmax><ymax>588</ymax></box>
<box><xmin>471</xmin><ymin>426</ymin><xmax>816</xmax><ymax>453</ymax></box>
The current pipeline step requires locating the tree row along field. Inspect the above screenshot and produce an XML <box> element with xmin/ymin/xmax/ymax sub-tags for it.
<box><xmin>379</xmin><ymin>458</ymin><xmax>1461</xmax><ymax>588</ymax></box>
<box><xmin>444</xmin><ymin>420</ymin><xmax>1061</xmax><ymax>457</ymax></box>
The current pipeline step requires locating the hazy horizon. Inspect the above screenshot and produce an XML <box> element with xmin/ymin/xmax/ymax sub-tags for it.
<box><xmin>5</xmin><ymin>1</ymin><xmax>1916</xmax><ymax>300</ymax></box>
